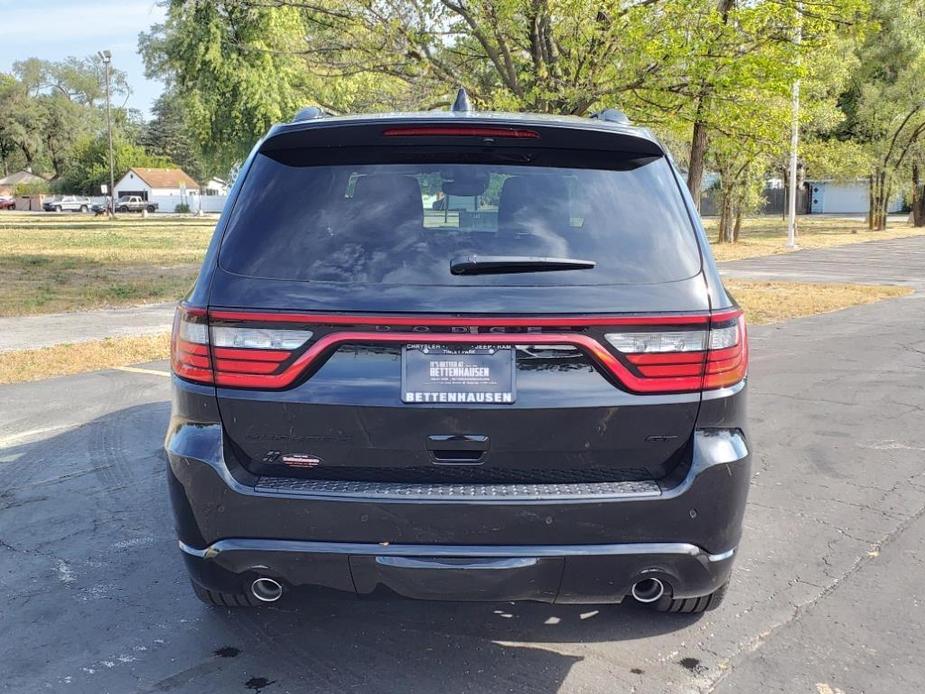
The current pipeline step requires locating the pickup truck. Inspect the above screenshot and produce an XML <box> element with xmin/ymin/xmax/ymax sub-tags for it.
<box><xmin>115</xmin><ymin>196</ymin><xmax>158</xmax><ymax>213</ymax></box>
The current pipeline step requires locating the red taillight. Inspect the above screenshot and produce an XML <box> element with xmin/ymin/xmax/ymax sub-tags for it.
<box><xmin>702</xmin><ymin>312</ymin><xmax>748</xmax><ymax>390</ymax></box>
<box><xmin>608</xmin><ymin>308</ymin><xmax>747</xmax><ymax>393</ymax></box>
<box><xmin>171</xmin><ymin>305</ymin><xmax>213</xmax><ymax>384</ymax></box>
<box><xmin>170</xmin><ymin>304</ymin><xmax>314</xmax><ymax>386</ymax></box>
<box><xmin>382</xmin><ymin>126</ymin><xmax>540</xmax><ymax>139</ymax></box>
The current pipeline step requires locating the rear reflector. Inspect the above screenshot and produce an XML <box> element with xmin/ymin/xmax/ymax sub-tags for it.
<box><xmin>170</xmin><ymin>307</ymin><xmax>747</xmax><ymax>394</ymax></box>
<box><xmin>382</xmin><ymin>126</ymin><xmax>540</xmax><ymax>139</ymax></box>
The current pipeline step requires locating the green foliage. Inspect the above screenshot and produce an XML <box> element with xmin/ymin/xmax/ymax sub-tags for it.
<box><xmin>58</xmin><ymin>135</ymin><xmax>173</xmax><ymax>195</ymax></box>
<box><xmin>13</xmin><ymin>55</ymin><xmax>130</xmax><ymax>106</ymax></box>
<box><xmin>140</xmin><ymin>2</ymin><xmax>314</xmax><ymax>171</ymax></box>
<box><xmin>142</xmin><ymin>89</ymin><xmax>209</xmax><ymax>182</ymax></box>
<box><xmin>0</xmin><ymin>55</ymin><xmax>135</xmax><ymax>178</ymax></box>
<box><xmin>13</xmin><ymin>181</ymin><xmax>50</xmax><ymax>196</ymax></box>
<box><xmin>174</xmin><ymin>202</ymin><xmax>191</xmax><ymax>213</ymax></box>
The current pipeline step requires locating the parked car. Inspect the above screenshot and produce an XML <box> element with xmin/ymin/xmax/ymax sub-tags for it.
<box><xmin>115</xmin><ymin>196</ymin><xmax>158</xmax><ymax>213</ymax></box>
<box><xmin>166</xmin><ymin>93</ymin><xmax>750</xmax><ymax>612</ymax></box>
<box><xmin>43</xmin><ymin>195</ymin><xmax>91</xmax><ymax>212</ymax></box>
<box><xmin>0</xmin><ymin>195</ymin><xmax>15</xmax><ymax>210</ymax></box>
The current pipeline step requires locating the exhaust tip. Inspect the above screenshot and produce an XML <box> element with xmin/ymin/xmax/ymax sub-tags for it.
<box><xmin>251</xmin><ymin>577</ymin><xmax>283</xmax><ymax>603</ymax></box>
<box><xmin>631</xmin><ymin>577</ymin><xmax>665</xmax><ymax>604</ymax></box>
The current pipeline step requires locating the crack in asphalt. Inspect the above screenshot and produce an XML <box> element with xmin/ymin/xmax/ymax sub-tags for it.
<box><xmin>703</xmin><ymin>493</ymin><xmax>925</xmax><ymax>692</ymax></box>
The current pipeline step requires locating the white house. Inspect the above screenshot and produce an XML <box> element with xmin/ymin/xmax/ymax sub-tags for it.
<box><xmin>808</xmin><ymin>180</ymin><xmax>904</xmax><ymax>215</ymax></box>
<box><xmin>113</xmin><ymin>167</ymin><xmax>200</xmax><ymax>211</ymax></box>
<box><xmin>202</xmin><ymin>177</ymin><xmax>229</xmax><ymax>196</ymax></box>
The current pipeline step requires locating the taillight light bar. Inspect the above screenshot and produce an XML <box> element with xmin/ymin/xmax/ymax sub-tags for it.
<box><xmin>170</xmin><ymin>306</ymin><xmax>747</xmax><ymax>394</ymax></box>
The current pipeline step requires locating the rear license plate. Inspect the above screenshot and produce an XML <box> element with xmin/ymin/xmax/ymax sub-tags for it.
<box><xmin>402</xmin><ymin>344</ymin><xmax>516</xmax><ymax>404</ymax></box>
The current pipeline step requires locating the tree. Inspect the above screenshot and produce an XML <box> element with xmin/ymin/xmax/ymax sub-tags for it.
<box><xmin>13</xmin><ymin>56</ymin><xmax>130</xmax><ymax>107</ymax></box>
<box><xmin>0</xmin><ymin>73</ymin><xmax>44</xmax><ymax>172</ymax></box>
<box><xmin>832</xmin><ymin>0</ymin><xmax>925</xmax><ymax>229</ymax></box>
<box><xmin>140</xmin><ymin>3</ymin><xmax>317</xmax><ymax>171</ymax></box>
<box><xmin>142</xmin><ymin>90</ymin><xmax>209</xmax><ymax>182</ymax></box>
<box><xmin>0</xmin><ymin>55</ymin><xmax>133</xmax><ymax>178</ymax></box>
<box><xmin>57</xmin><ymin>135</ymin><xmax>172</xmax><ymax>195</ymax></box>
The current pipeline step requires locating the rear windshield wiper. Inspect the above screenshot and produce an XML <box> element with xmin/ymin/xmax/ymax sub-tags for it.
<box><xmin>450</xmin><ymin>255</ymin><xmax>596</xmax><ymax>275</ymax></box>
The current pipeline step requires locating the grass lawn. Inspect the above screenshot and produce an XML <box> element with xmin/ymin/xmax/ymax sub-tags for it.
<box><xmin>704</xmin><ymin>214</ymin><xmax>925</xmax><ymax>262</ymax></box>
<box><xmin>0</xmin><ymin>212</ymin><xmax>213</xmax><ymax>317</ymax></box>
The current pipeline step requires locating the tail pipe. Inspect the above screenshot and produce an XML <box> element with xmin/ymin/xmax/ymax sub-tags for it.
<box><xmin>631</xmin><ymin>577</ymin><xmax>665</xmax><ymax>604</ymax></box>
<box><xmin>250</xmin><ymin>577</ymin><xmax>283</xmax><ymax>602</ymax></box>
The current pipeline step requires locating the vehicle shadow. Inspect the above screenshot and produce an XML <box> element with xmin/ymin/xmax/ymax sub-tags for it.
<box><xmin>0</xmin><ymin>402</ymin><xmax>701</xmax><ymax>693</ymax></box>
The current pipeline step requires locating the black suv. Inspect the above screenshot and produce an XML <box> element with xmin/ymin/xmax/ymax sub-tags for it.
<box><xmin>166</xmin><ymin>94</ymin><xmax>750</xmax><ymax>613</ymax></box>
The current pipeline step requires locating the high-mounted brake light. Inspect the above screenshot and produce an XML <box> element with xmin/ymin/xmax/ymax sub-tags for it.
<box><xmin>382</xmin><ymin>126</ymin><xmax>540</xmax><ymax>139</ymax></box>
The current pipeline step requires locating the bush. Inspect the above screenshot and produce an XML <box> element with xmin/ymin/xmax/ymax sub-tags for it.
<box><xmin>174</xmin><ymin>202</ymin><xmax>191</xmax><ymax>213</ymax></box>
<box><xmin>13</xmin><ymin>181</ymin><xmax>50</xmax><ymax>196</ymax></box>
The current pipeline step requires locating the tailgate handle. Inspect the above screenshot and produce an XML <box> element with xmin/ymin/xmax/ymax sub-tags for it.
<box><xmin>426</xmin><ymin>434</ymin><xmax>489</xmax><ymax>451</ymax></box>
<box><xmin>426</xmin><ymin>434</ymin><xmax>489</xmax><ymax>463</ymax></box>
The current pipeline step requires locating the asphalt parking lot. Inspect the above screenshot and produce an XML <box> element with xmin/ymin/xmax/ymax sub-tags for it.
<box><xmin>2</xmin><ymin>241</ymin><xmax>925</xmax><ymax>693</ymax></box>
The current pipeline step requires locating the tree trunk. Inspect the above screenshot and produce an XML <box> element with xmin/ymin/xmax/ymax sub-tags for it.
<box><xmin>716</xmin><ymin>190</ymin><xmax>734</xmax><ymax>244</ymax></box>
<box><xmin>733</xmin><ymin>206</ymin><xmax>742</xmax><ymax>242</ymax></box>
<box><xmin>687</xmin><ymin>117</ymin><xmax>709</xmax><ymax>211</ymax></box>
<box><xmin>878</xmin><ymin>171</ymin><xmax>889</xmax><ymax>230</ymax></box>
<box><xmin>912</xmin><ymin>162</ymin><xmax>925</xmax><ymax>227</ymax></box>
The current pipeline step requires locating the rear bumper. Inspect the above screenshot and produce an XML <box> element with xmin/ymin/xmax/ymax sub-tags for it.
<box><xmin>179</xmin><ymin>537</ymin><xmax>735</xmax><ymax>604</ymax></box>
<box><xmin>166</xmin><ymin>414</ymin><xmax>750</xmax><ymax>603</ymax></box>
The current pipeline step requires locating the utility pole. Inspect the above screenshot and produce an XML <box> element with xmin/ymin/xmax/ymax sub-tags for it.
<box><xmin>786</xmin><ymin>5</ymin><xmax>802</xmax><ymax>249</ymax></box>
<box><xmin>98</xmin><ymin>50</ymin><xmax>115</xmax><ymax>218</ymax></box>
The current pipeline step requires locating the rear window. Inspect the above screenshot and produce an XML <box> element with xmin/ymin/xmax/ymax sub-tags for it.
<box><xmin>219</xmin><ymin>152</ymin><xmax>701</xmax><ymax>286</ymax></box>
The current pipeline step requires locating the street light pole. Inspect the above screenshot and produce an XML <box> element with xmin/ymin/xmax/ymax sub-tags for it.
<box><xmin>786</xmin><ymin>5</ymin><xmax>802</xmax><ymax>249</ymax></box>
<box><xmin>98</xmin><ymin>50</ymin><xmax>115</xmax><ymax>218</ymax></box>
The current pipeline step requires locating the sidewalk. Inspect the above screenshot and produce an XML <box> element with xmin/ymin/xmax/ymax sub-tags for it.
<box><xmin>0</xmin><ymin>303</ymin><xmax>176</xmax><ymax>352</ymax></box>
<box><xmin>718</xmin><ymin>235</ymin><xmax>925</xmax><ymax>287</ymax></box>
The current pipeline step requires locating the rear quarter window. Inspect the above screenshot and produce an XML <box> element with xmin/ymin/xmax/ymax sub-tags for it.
<box><xmin>219</xmin><ymin>150</ymin><xmax>701</xmax><ymax>286</ymax></box>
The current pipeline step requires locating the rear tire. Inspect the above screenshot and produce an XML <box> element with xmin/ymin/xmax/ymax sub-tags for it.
<box><xmin>146</xmin><ymin>205</ymin><xmax>156</xmax><ymax>213</ymax></box>
<box><xmin>649</xmin><ymin>581</ymin><xmax>728</xmax><ymax>614</ymax></box>
<box><xmin>190</xmin><ymin>580</ymin><xmax>262</xmax><ymax>607</ymax></box>
<box><xmin>80</xmin><ymin>205</ymin><xmax>88</xmax><ymax>213</ymax></box>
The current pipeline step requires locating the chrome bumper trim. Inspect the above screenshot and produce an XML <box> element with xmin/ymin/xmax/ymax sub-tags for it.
<box><xmin>180</xmin><ymin>538</ymin><xmax>736</xmax><ymax>562</ymax></box>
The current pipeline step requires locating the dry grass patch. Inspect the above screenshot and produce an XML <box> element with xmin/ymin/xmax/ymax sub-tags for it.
<box><xmin>705</xmin><ymin>216</ymin><xmax>925</xmax><ymax>262</ymax></box>
<box><xmin>0</xmin><ymin>212</ymin><xmax>213</xmax><ymax>316</ymax></box>
<box><xmin>727</xmin><ymin>280</ymin><xmax>913</xmax><ymax>325</ymax></box>
<box><xmin>0</xmin><ymin>333</ymin><xmax>170</xmax><ymax>384</ymax></box>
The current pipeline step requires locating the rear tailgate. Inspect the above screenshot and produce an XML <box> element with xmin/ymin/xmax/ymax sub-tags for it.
<box><xmin>204</xmin><ymin>119</ymin><xmax>713</xmax><ymax>484</ymax></box>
